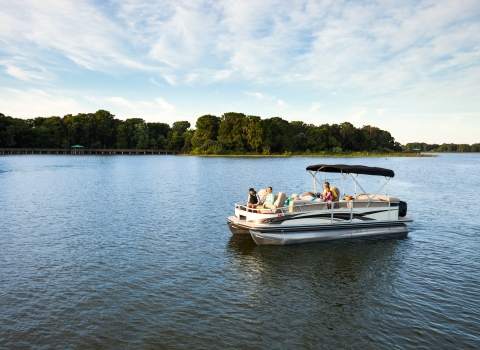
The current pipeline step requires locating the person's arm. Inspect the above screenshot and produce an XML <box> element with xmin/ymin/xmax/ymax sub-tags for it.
<box><xmin>258</xmin><ymin>193</ymin><xmax>264</xmax><ymax>204</ymax></box>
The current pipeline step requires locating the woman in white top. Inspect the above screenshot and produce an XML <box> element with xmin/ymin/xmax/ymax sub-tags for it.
<box><xmin>263</xmin><ymin>187</ymin><xmax>276</xmax><ymax>209</ymax></box>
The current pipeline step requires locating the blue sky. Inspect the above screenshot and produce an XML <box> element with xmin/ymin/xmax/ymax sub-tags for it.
<box><xmin>1</xmin><ymin>0</ymin><xmax>479</xmax><ymax>144</ymax></box>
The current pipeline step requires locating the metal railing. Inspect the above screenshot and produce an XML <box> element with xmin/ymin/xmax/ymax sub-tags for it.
<box><xmin>235</xmin><ymin>199</ymin><xmax>397</xmax><ymax>224</ymax></box>
<box><xmin>0</xmin><ymin>148</ymin><xmax>179</xmax><ymax>155</ymax></box>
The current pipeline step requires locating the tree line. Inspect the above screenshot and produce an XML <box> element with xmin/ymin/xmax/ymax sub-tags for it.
<box><xmin>0</xmin><ymin>110</ymin><xmax>401</xmax><ymax>153</ymax></box>
<box><xmin>403</xmin><ymin>142</ymin><xmax>480</xmax><ymax>153</ymax></box>
<box><xmin>0</xmin><ymin>110</ymin><xmax>190</xmax><ymax>151</ymax></box>
<box><xmin>1</xmin><ymin>110</ymin><xmax>476</xmax><ymax>154</ymax></box>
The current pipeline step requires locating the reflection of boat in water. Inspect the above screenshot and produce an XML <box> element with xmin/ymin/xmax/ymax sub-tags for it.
<box><xmin>227</xmin><ymin>164</ymin><xmax>413</xmax><ymax>245</ymax></box>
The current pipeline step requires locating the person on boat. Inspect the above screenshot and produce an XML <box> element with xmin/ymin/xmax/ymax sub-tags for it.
<box><xmin>321</xmin><ymin>182</ymin><xmax>330</xmax><ymax>198</ymax></box>
<box><xmin>323</xmin><ymin>184</ymin><xmax>333</xmax><ymax>208</ymax></box>
<box><xmin>247</xmin><ymin>188</ymin><xmax>261</xmax><ymax>212</ymax></box>
<box><xmin>263</xmin><ymin>187</ymin><xmax>276</xmax><ymax>209</ymax></box>
<box><xmin>322</xmin><ymin>182</ymin><xmax>339</xmax><ymax>201</ymax></box>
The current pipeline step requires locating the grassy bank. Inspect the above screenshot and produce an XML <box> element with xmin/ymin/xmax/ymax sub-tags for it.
<box><xmin>181</xmin><ymin>152</ymin><xmax>436</xmax><ymax>158</ymax></box>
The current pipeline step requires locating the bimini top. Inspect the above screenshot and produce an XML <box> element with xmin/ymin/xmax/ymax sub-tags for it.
<box><xmin>306</xmin><ymin>164</ymin><xmax>395</xmax><ymax>177</ymax></box>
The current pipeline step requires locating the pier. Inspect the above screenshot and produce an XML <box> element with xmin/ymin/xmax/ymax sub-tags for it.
<box><xmin>0</xmin><ymin>148</ymin><xmax>179</xmax><ymax>155</ymax></box>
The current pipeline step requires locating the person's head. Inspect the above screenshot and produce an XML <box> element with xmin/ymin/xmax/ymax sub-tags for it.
<box><xmin>324</xmin><ymin>182</ymin><xmax>330</xmax><ymax>189</ymax></box>
<box><xmin>267</xmin><ymin>186</ymin><xmax>272</xmax><ymax>193</ymax></box>
<box><xmin>249</xmin><ymin>188</ymin><xmax>255</xmax><ymax>194</ymax></box>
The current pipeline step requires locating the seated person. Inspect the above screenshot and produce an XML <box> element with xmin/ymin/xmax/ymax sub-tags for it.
<box><xmin>323</xmin><ymin>184</ymin><xmax>333</xmax><ymax>208</ymax></box>
<box><xmin>247</xmin><ymin>188</ymin><xmax>261</xmax><ymax>212</ymax></box>
<box><xmin>257</xmin><ymin>186</ymin><xmax>276</xmax><ymax>209</ymax></box>
<box><xmin>322</xmin><ymin>182</ymin><xmax>339</xmax><ymax>201</ymax></box>
<box><xmin>321</xmin><ymin>182</ymin><xmax>330</xmax><ymax>198</ymax></box>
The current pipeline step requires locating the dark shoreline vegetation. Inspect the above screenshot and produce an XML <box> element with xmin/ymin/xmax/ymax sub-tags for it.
<box><xmin>1</xmin><ymin>110</ymin><xmax>478</xmax><ymax>155</ymax></box>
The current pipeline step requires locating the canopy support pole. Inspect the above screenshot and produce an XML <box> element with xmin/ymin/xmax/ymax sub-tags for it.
<box><xmin>372</xmin><ymin>177</ymin><xmax>391</xmax><ymax>199</ymax></box>
<box><xmin>309</xmin><ymin>171</ymin><xmax>324</xmax><ymax>194</ymax></box>
<box><xmin>349</xmin><ymin>173</ymin><xmax>371</xmax><ymax>201</ymax></box>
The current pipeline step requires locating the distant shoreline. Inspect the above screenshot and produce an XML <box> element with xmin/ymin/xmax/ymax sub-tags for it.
<box><xmin>181</xmin><ymin>152</ymin><xmax>436</xmax><ymax>158</ymax></box>
<box><xmin>0</xmin><ymin>149</ymin><xmax>435</xmax><ymax>157</ymax></box>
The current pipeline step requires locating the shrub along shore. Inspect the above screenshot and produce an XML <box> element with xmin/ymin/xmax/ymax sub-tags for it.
<box><xmin>180</xmin><ymin>152</ymin><xmax>435</xmax><ymax>157</ymax></box>
<box><xmin>0</xmin><ymin>110</ymin><xmax>476</xmax><ymax>155</ymax></box>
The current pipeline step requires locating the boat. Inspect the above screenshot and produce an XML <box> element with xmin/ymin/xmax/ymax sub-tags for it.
<box><xmin>227</xmin><ymin>164</ymin><xmax>413</xmax><ymax>245</ymax></box>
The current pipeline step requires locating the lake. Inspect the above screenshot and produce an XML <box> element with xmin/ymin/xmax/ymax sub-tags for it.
<box><xmin>1</xmin><ymin>154</ymin><xmax>479</xmax><ymax>349</ymax></box>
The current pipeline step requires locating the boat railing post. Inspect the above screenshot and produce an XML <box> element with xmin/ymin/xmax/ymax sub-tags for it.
<box><xmin>350</xmin><ymin>201</ymin><xmax>353</xmax><ymax>222</ymax></box>
<box><xmin>388</xmin><ymin>202</ymin><xmax>391</xmax><ymax>220</ymax></box>
<box><xmin>331</xmin><ymin>203</ymin><xmax>334</xmax><ymax>223</ymax></box>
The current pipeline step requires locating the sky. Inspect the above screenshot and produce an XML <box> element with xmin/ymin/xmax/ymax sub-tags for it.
<box><xmin>1</xmin><ymin>0</ymin><xmax>479</xmax><ymax>144</ymax></box>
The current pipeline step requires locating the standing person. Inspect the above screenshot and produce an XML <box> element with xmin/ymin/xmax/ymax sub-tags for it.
<box><xmin>247</xmin><ymin>188</ymin><xmax>261</xmax><ymax>212</ymax></box>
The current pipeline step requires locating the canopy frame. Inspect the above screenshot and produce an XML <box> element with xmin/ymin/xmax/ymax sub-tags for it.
<box><xmin>307</xmin><ymin>164</ymin><xmax>393</xmax><ymax>204</ymax></box>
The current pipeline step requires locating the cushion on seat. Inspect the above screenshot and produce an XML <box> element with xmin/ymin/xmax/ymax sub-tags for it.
<box><xmin>356</xmin><ymin>194</ymin><xmax>401</xmax><ymax>202</ymax></box>
<box><xmin>258</xmin><ymin>189</ymin><xmax>267</xmax><ymax>202</ymax></box>
<box><xmin>330</xmin><ymin>187</ymin><xmax>340</xmax><ymax>201</ymax></box>
<box><xmin>273</xmin><ymin>192</ymin><xmax>287</xmax><ymax>208</ymax></box>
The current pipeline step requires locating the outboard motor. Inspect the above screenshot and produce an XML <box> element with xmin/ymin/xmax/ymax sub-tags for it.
<box><xmin>399</xmin><ymin>201</ymin><xmax>408</xmax><ymax>217</ymax></box>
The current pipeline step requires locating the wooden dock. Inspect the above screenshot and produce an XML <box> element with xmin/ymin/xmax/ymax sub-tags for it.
<box><xmin>0</xmin><ymin>148</ymin><xmax>179</xmax><ymax>155</ymax></box>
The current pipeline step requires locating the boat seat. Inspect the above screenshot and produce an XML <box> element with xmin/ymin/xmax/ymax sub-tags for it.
<box><xmin>288</xmin><ymin>198</ymin><xmax>327</xmax><ymax>212</ymax></box>
<box><xmin>331</xmin><ymin>187</ymin><xmax>340</xmax><ymax>202</ymax></box>
<box><xmin>258</xmin><ymin>189</ymin><xmax>267</xmax><ymax>203</ymax></box>
<box><xmin>348</xmin><ymin>201</ymin><xmax>390</xmax><ymax>208</ymax></box>
<box><xmin>258</xmin><ymin>192</ymin><xmax>286</xmax><ymax>213</ymax></box>
<box><xmin>355</xmin><ymin>194</ymin><xmax>401</xmax><ymax>202</ymax></box>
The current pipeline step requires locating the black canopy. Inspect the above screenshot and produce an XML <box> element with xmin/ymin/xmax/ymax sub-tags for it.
<box><xmin>306</xmin><ymin>164</ymin><xmax>395</xmax><ymax>177</ymax></box>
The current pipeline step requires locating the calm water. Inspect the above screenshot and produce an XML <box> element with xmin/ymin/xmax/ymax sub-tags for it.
<box><xmin>1</xmin><ymin>154</ymin><xmax>479</xmax><ymax>349</ymax></box>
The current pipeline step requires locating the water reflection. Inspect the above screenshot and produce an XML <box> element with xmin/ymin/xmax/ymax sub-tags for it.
<box><xmin>227</xmin><ymin>234</ymin><xmax>410</xmax><ymax>295</ymax></box>
<box><xmin>2</xmin><ymin>154</ymin><xmax>480</xmax><ymax>349</ymax></box>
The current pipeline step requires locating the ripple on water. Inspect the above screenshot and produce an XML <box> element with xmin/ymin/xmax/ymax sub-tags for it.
<box><xmin>0</xmin><ymin>154</ymin><xmax>480</xmax><ymax>348</ymax></box>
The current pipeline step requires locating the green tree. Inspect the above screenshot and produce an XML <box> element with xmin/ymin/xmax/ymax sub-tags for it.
<box><xmin>165</xmin><ymin>121</ymin><xmax>191</xmax><ymax>151</ymax></box>
<box><xmin>191</xmin><ymin>114</ymin><xmax>221</xmax><ymax>153</ymax></box>
<box><xmin>218</xmin><ymin>112</ymin><xmax>247</xmax><ymax>152</ymax></box>
<box><xmin>261</xmin><ymin>117</ymin><xmax>292</xmax><ymax>153</ymax></box>
<box><xmin>115</xmin><ymin>118</ymin><xmax>145</xmax><ymax>149</ymax></box>
<box><xmin>242</xmin><ymin>115</ymin><xmax>263</xmax><ymax>153</ymax></box>
<box><xmin>133</xmin><ymin>122</ymin><xmax>150</xmax><ymax>149</ymax></box>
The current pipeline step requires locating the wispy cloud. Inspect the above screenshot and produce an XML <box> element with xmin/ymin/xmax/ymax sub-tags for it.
<box><xmin>1</xmin><ymin>0</ymin><xmax>479</xmax><ymax>143</ymax></box>
<box><xmin>0</xmin><ymin>88</ymin><xmax>81</xmax><ymax>117</ymax></box>
<box><xmin>2</xmin><ymin>0</ymin><xmax>479</xmax><ymax>90</ymax></box>
<box><xmin>0</xmin><ymin>58</ymin><xmax>52</xmax><ymax>81</ymax></box>
<box><xmin>246</xmin><ymin>92</ymin><xmax>266</xmax><ymax>100</ymax></box>
<box><xmin>84</xmin><ymin>95</ymin><xmax>177</xmax><ymax>121</ymax></box>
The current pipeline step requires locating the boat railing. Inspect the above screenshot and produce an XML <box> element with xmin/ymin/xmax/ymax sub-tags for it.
<box><xmin>235</xmin><ymin>199</ymin><xmax>397</xmax><ymax>223</ymax></box>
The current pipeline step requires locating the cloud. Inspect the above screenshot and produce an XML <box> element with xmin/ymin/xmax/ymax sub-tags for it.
<box><xmin>1</xmin><ymin>0</ymin><xmax>479</xmax><ymax>92</ymax></box>
<box><xmin>1</xmin><ymin>0</ymin><xmax>479</xmax><ymax>143</ymax></box>
<box><xmin>0</xmin><ymin>88</ymin><xmax>81</xmax><ymax>118</ymax></box>
<box><xmin>246</xmin><ymin>92</ymin><xmax>266</xmax><ymax>99</ymax></box>
<box><xmin>348</xmin><ymin>108</ymin><xmax>367</xmax><ymax>122</ymax></box>
<box><xmin>308</xmin><ymin>102</ymin><xmax>323</xmax><ymax>113</ymax></box>
<box><xmin>149</xmin><ymin>77</ymin><xmax>164</xmax><ymax>86</ymax></box>
<box><xmin>154</xmin><ymin>97</ymin><xmax>175</xmax><ymax>112</ymax></box>
<box><xmin>84</xmin><ymin>95</ymin><xmax>177</xmax><ymax>122</ymax></box>
<box><xmin>0</xmin><ymin>58</ymin><xmax>52</xmax><ymax>81</ymax></box>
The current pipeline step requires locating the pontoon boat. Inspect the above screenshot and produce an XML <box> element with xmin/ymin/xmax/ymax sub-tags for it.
<box><xmin>227</xmin><ymin>164</ymin><xmax>412</xmax><ymax>245</ymax></box>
